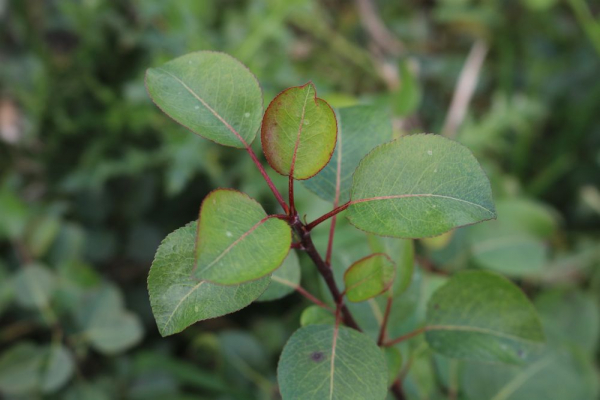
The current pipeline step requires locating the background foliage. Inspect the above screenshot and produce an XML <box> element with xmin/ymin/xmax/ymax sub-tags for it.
<box><xmin>1</xmin><ymin>0</ymin><xmax>599</xmax><ymax>399</ymax></box>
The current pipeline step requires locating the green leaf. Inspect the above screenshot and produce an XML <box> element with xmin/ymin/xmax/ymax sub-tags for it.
<box><xmin>145</xmin><ymin>51</ymin><xmax>263</xmax><ymax>148</ymax></box>
<box><xmin>393</xmin><ymin>60</ymin><xmax>422</xmax><ymax>116</ymax></box>
<box><xmin>425</xmin><ymin>271</ymin><xmax>544</xmax><ymax>364</ymax></box>
<box><xmin>344</xmin><ymin>253</ymin><xmax>395</xmax><ymax>302</ymax></box>
<box><xmin>300</xmin><ymin>306</ymin><xmax>335</xmax><ymax>326</ymax></box>
<box><xmin>81</xmin><ymin>285</ymin><xmax>144</xmax><ymax>355</ymax></box>
<box><xmin>348</xmin><ymin>134</ymin><xmax>496</xmax><ymax>238</ymax></box>
<box><xmin>261</xmin><ymin>82</ymin><xmax>337</xmax><ymax>179</ymax></box>
<box><xmin>0</xmin><ymin>342</ymin><xmax>44</xmax><ymax>395</ymax></box>
<box><xmin>303</xmin><ymin>105</ymin><xmax>393</xmax><ymax>203</ymax></box>
<box><xmin>367</xmin><ymin>235</ymin><xmax>414</xmax><ymax>297</ymax></box>
<box><xmin>535</xmin><ymin>289</ymin><xmax>600</xmax><ymax>353</ymax></box>
<box><xmin>148</xmin><ymin>222</ymin><xmax>271</xmax><ymax>337</ymax></box>
<box><xmin>14</xmin><ymin>263</ymin><xmax>56</xmax><ymax>310</ymax></box>
<box><xmin>495</xmin><ymin>199</ymin><xmax>557</xmax><ymax>239</ymax></box>
<box><xmin>468</xmin><ymin>222</ymin><xmax>547</xmax><ymax>277</ymax></box>
<box><xmin>258</xmin><ymin>250</ymin><xmax>301</xmax><ymax>301</ymax></box>
<box><xmin>277</xmin><ymin>324</ymin><xmax>388</xmax><ymax>400</ymax></box>
<box><xmin>384</xmin><ymin>347</ymin><xmax>403</xmax><ymax>386</ymax></box>
<box><xmin>41</xmin><ymin>344</ymin><xmax>75</xmax><ymax>393</ymax></box>
<box><xmin>194</xmin><ymin>190</ymin><xmax>291</xmax><ymax>284</ymax></box>
<box><xmin>462</xmin><ymin>348</ymin><xmax>599</xmax><ymax>400</ymax></box>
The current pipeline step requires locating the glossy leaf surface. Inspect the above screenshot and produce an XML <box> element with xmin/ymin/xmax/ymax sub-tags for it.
<box><xmin>262</xmin><ymin>83</ymin><xmax>337</xmax><ymax>179</ymax></box>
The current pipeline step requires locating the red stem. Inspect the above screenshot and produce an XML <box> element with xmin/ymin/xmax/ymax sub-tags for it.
<box><xmin>244</xmin><ymin>146</ymin><xmax>289</xmax><ymax>214</ymax></box>
<box><xmin>383</xmin><ymin>327</ymin><xmax>427</xmax><ymax>347</ymax></box>
<box><xmin>293</xmin><ymin>285</ymin><xmax>333</xmax><ymax>312</ymax></box>
<box><xmin>306</xmin><ymin>201</ymin><xmax>351</xmax><ymax>230</ymax></box>
<box><xmin>325</xmin><ymin>214</ymin><xmax>337</xmax><ymax>265</ymax></box>
<box><xmin>289</xmin><ymin>175</ymin><xmax>295</xmax><ymax>215</ymax></box>
<box><xmin>377</xmin><ymin>296</ymin><xmax>393</xmax><ymax>346</ymax></box>
<box><xmin>390</xmin><ymin>379</ymin><xmax>406</xmax><ymax>400</ymax></box>
<box><xmin>291</xmin><ymin>217</ymin><xmax>361</xmax><ymax>331</ymax></box>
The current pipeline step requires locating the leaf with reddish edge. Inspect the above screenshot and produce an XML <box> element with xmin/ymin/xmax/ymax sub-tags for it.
<box><xmin>193</xmin><ymin>189</ymin><xmax>292</xmax><ymax>285</ymax></box>
<box><xmin>145</xmin><ymin>51</ymin><xmax>263</xmax><ymax>148</ymax></box>
<box><xmin>148</xmin><ymin>222</ymin><xmax>271</xmax><ymax>337</ymax></box>
<box><xmin>344</xmin><ymin>253</ymin><xmax>396</xmax><ymax>302</ymax></box>
<box><xmin>303</xmin><ymin>104</ymin><xmax>393</xmax><ymax>203</ymax></box>
<box><xmin>261</xmin><ymin>82</ymin><xmax>337</xmax><ymax>180</ymax></box>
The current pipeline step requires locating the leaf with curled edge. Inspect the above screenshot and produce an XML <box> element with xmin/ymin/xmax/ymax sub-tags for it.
<box><xmin>145</xmin><ymin>51</ymin><xmax>263</xmax><ymax>148</ymax></box>
<box><xmin>344</xmin><ymin>253</ymin><xmax>396</xmax><ymax>302</ymax></box>
<box><xmin>303</xmin><ymin>104</ymin><xmax>393</xmax><ymax>203</ymax></box>
<box><xmin>348</xmin><ymin>134</ymin><xmax>496</xmax><ymax>238</ymax></box>
<box><xmin>148</xmin><ymin>222</ymin><xmax>271</xmax><ymax>337</ymax></box>
<box><xmin>277</xmin><ymin>324</ymin><xmax>388</xmax><ymax>400</ymax></box>
<box><xmin>194</xmin><ymin>189</ymin><xmax>291</xmax><ymax>285</ymax></box>
<box><xmin>425</xmin><ymin>271</ymin><xmax>545</xmax><ymax>364</ymax></box>
<box><xmin>261</xmin><ymin>82</ymin><xmax>337</xmax><ymax>180</ymax></box>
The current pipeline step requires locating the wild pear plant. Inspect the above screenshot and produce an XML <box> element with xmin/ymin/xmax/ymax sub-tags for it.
<box><xmin>145</xmin><ymin>51</ymin><xmax>544</xmax><ymax>400</ymax></box>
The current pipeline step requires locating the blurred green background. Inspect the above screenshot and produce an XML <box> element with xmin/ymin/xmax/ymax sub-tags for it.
<box><xmin>1</xmin><ymin>0</ymin><xmax>599</xmax><ymax>399</ymax></box>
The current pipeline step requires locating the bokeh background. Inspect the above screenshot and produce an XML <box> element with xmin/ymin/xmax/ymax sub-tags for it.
<box><xmin>1</xmin><ymin>0</ymin><xmax>599</xmax><ymax>399</ymax></box>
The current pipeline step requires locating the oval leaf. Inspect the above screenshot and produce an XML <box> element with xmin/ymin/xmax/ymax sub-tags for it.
<box><xmin>41</xmin><ymin>344</ymin><xmax>75</xmax><ymax>393</ymax></box>
<box><xmin>194</xmin><ymin>190</ymin><xmax>291</xmax><ymax>284</ymax></box>
<box><xmin>261</xmin><ymin>82</ymin><xmax>337</xmax><ymax>180</ymax></box>
<box><xmin>277</xmin><ymin>324</ymin><xmax>388</xmax><ymax>400</ymax></box>
<box><xmin>348</xmin><ymin>134</ymin><xmax>496</xmax><ymax>238</ymax></box>
<box><xmin>81</xmin><ymin>285</ymin><xmax>144</xmax><ymax>355</ymax></box>
<box><xmin>303</xmin><ymin>105</ymin><xmax>392</xmax><ymax>203</ymax></box>
<box><xmin>425</xmin><ymin>271</ymin><xmax>545</xmax><ymax>364</ymax></box>
<box><xmin>468</xmin><ymin>222</ymin><xmax>547</xmax><ymax>277</ymax></box>
<box><xmin>146</xmin><ymin>51</ymin><xmax>263</xmax><ymax>148</ymax></box>
<box><xmin>258</xmin><ymin>250</ymin><xmax>301</xmax><ymax>302</ymax></box>
<box><xmin>14</xmin><ymin>263</ymin><xmax>56</xmax><ymax>310</ymax></box>
<box><xmin>344</xmin><ymin>253</ymin><xmax>395</xmax><ymax>302</ymax></box>
<box><xmin>300</xmin><ymin>306</ymin><xmax>335</xmax><ymax>327</ymax></box>
<box><xmin>148</xmin><ymin>222</ymin><xmax>270</xmax><ymax>336</ymax></box>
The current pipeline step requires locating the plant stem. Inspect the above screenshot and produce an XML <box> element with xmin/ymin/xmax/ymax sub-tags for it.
<box><xmin>244</xmin><ymin>146</ymin><xmax>290</xmax><ymax>214</ymax></box>
<box><xmin>390</xmin><ymin>380</ymin><xmax>406</xmax><ymax>400</ymax></box>
<box><xmin>272</xmin><ymin>276</ymin><xmax>333</xmax><ymax>312</ymax></box>
<box><xmin>384</xmin><ymin>326</ymin><xmax>427</xmax><ymax>347</ymax></box>
<box><xmin>377</xmin><ymin>296</ymin><xmax>393</xmax><ymax>346</ymax></box>
<box><xmin>306</xmin><ymin>201</ymin><xmax>351</xmax><ymax>230</ymax></box>
<box><xmin>291</xmin><ymin>217</ymin><xmax>361</xmax><ymax>331</ymax></box>
<box><xmin>325</xmin><ymin>214</ymin><xmax>336</xmax><ymax>265</ymax></box>
<box><xmin>288</xmin><ymin>175</ymin><xmax>296</xmax><ymax>215</ymax></box>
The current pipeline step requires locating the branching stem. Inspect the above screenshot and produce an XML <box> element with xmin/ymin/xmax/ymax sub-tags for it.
<box><xmin>291</xmin><ymin>217</ymin><xmax>361</xmax><ymax>331</ymax></box>
<box><xmin>377</xmin><ymin>296</ymin><xmax>393</xmax><ymax>346</ymax></box>
<box><xmin>244</xmin><ymin>146</ymin><xmax>289</xmax><ymax>214</ymax></box>
<box><xmin>383</xmin><ymin>326</ymin><xmax>427</xmax><ymax>347</ymax></box>
<box><xmin>306</xmin><ymin>201</ymin><xmax>351</xmax><ymax>230</ymax></box>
